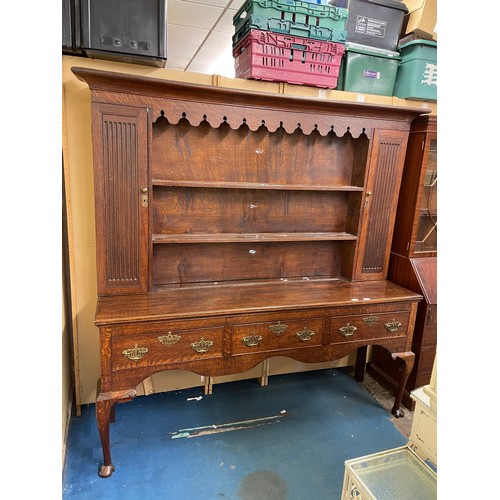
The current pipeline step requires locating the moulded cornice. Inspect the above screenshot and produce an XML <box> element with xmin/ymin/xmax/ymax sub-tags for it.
<box><xmin>72</xmin><ymin>66</ymin><xmax>430</xmax><ymax>139</ymax></box>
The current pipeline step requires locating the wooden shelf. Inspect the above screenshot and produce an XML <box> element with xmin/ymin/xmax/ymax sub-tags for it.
<box><xmin>152</xmin><ymin>232</ymin><xmax>358</xmax><ymax>244</ymax></box>
<box><xmin>418</xmin><ymin>209</ymin><xmax>437</xmax><ymax>217</ymax></box>
<box><xmin>151</xmin><ymin>179</ymin><xmax>364</xmax><ymax>192</ymax></box>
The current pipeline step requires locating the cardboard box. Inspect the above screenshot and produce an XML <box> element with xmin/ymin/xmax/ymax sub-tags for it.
<box><xmin>402</xmin><ymin>0</ymin><xmax>437</xmax><ymax>40</ymax></box>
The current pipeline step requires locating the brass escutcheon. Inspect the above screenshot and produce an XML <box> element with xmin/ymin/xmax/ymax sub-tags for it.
<box><xmin>339</xmin><ymin>323</ymin><xmax>357</xmax><ymax>337</ymax></box>
<box><xmin>385</xmin><ymin>319</ymin><xmax>402</xmax><ymax>333</ymax></box>
<box><xmin>363</xmin><ymin>315</ymin><xmax>379</xmax><ymax>326</ymax></box>
<box><xmin>158</xmin><ymin>331</ymin><xmax>181</xmax><ymax>346</ymax></box>
<box><xmin>296</xmin><ymin>327</ymin><xmax>315</xmax><ymax>341</ymax></box>
<box><xmin>242</xmin><ymin>333</ymin><xmax>263</xmax><ymax>347</ymax></box>
<box><xmin>141</xmin><ymin>187</ymin><xmax>148</xmax><ymax>207</ymax></box>
<box><xmin>191</xmin><ymin>337</ymin><xmax>214</xmax><ymax>353</ymax></box>
<box><xmin>268</xmin><ymin>322</ymin><xmax>288</xmax><ymax>336</ymax></box>
<box><xmin>122</xmin><ymin>344</ymin><xmax>149</xmax><ymax>361</ymax></box>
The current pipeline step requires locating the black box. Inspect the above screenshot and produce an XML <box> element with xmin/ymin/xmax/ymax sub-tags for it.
<box><xmin>345</xmin><ymin>0</ymin><xmax>408</xmax><ymax>52</ymax></box>
<box><xmin>80</xmin><ymin>0</ymin><xmax>168</xmax><ymax>67</ymax></box>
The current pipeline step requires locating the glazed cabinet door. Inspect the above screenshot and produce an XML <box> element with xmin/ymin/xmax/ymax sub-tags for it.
<box><xmin>91</xmin><ymin>103</ymin><xmax>149</xmax><ymax>295</ymax></box>
<box><xmin>353</xmin><ymin>129</ymin><xmax>409</xmax><ymax>280</ymax></box>
<box><xmin>390</xmin><ymin>116</ymin><xmax>437</xmax><ymax>259</ymax></box>
<box><xmin>413</xmin><ymin>132</ymin><xmax>437</xmax><ymax>256</ymax></box>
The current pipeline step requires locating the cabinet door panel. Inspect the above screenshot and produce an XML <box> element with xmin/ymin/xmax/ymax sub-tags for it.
<box><xmin>92</xmin><ymin>103</ymin><xmax>149</xmax><ymax>295</ymax></box>
<box><xmin>354</xmin><ymin>130</ymin><xmax>408</xmax><ymax>280</ymax></box>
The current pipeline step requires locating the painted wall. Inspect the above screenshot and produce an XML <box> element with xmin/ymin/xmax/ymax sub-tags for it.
<box><xmin>62</xmin><ymin>269</ymin><xmax>72</xmax><ymax>460</ymax></box>
<box><xmin>62</xmin><ymin>55</ymin><xmax>437</xmax><ymax>412</ymax></box>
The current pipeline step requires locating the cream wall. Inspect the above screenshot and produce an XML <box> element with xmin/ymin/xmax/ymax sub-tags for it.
<box><xmin>62</xmin><ymin>55</ymin><xmax>437</xmax><ymax>410</ymax></box>
<box><xmin>62</xmin><ymin>271</ymin><xmax>72</xmax><ymax>460</ymax></box>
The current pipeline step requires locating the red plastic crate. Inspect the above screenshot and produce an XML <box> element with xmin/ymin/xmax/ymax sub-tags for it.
<box><xmin>233</xmin><ymin>29</ymin><xmax>345</xmax><ymax>88</ymax></box>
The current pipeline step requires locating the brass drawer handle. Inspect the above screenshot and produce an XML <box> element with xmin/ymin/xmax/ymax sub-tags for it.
<box><xmin>339</xmin><ymin>323</ymin><xmax>357</xmax><ymax>337</ymax></box>
<box><xmin>363</xmin><ymin>315</ymin><xmax>379</xmax><ymax>326</ymax></box>
<box><xmin>158</xmin><ymin>331</ymin><xmax>181</xmax><ymax>346</ymax></box>
<box><xmin>296</xmin><ymin>327</ymin><xmax>315</xmax><ymax>341</ymax></box>
<box><xmin>191</xmin><ymin>337</ymin><xmax>214</xmax><ymax>353</ymax></box>
<box><xmin>123</xmin><ymin>344</ymin><xmax>149</xmax><ymax>361</ymax></box>
<box><xmin>242</xmin><ymin>334</ymin><xmax>263</xmax><ymax>347</ymax></box>
<box><xmin>269</xmin><ymin>322</ymin><xmax>288</xmax><ymax>336</ymax></box>
<box><xmin>385</xmin><ymin>320</ymin><xmax>402</xmax><ymax>333</ymax></box>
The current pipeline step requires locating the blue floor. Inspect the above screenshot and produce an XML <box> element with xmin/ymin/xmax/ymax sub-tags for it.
<box><xmin>63</xmin><ymin>369</ymin><xmax>407</xmax><ymax>499</ymax></box>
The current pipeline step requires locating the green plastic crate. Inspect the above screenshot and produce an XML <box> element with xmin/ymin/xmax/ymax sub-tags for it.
<box><xmin>338</xmin><ymin>42</ymin><xmax>400</xmax><ymax>96</ymax></box>
<box><xmin>232</xmin><ymin>0</ymin><xmax>348</xmax><ymax>44</ymax></box>
<box><xmin>393</xmin><ymin>40</ymin><xmax>437</xmax><ymax>101</ymax></box>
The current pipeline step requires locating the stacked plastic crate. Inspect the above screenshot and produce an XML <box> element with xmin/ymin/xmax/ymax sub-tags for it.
<box><xmin>336</xmin><ymin>0</ymin><xmax>408</xmax><ymax>96</ymax></box>
<box><xmin>393</xmin><ymin>38</ymin><xmax>437</xmax><ymax>101</ymax></box>
<box><xmin>232</xmin><ymin>0</ymin><xmax>349</xmax><ymax>89</ymax></box>
<box><xmin>393</xmin><ymin>0</ymin><xmax>437</xmax><ymax>101</ymax></box>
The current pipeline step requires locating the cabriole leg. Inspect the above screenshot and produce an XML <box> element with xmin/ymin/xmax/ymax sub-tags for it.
<box><xmin>391</xmin><ymin>351</ymin><xmax>415</xmax><ymax>418</ymax></box>
<box><xmin>95</xmin><ymin>382</ymin><xmax>137</xmax><ymax>478</ymax></box>
<box><xmin>96</xmin><ymin>397</ymin><xmax>116</xmax><ymax>478</ymax></box>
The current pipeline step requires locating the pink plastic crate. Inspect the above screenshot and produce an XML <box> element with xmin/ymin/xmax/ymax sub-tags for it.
<box><xmin>233</xmin><ymin>29</ymin><xmax>345</xmax><ymax>88</ymax></box>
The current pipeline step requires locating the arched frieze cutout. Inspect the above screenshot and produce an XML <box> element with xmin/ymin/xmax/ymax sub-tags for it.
<box><xmin>152</xmin><ymin>107</ymin><xmax>373</xmax><ymax>139</ymax></box>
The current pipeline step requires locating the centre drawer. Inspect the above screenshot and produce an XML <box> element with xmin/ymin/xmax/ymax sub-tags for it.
<box><xmin>111</xmin><ymin>325</ymin><xmax>224</xmax><ymax>370</ymax></box>
<box><xmin>330</xmin><ymin>311</ymin><xmax>410</xmax><ymax>344</ymax></box>
<box><xmin>231</xmin><ymin>316</ymin><xmax>325</xmax><ymax>355</ymax></box>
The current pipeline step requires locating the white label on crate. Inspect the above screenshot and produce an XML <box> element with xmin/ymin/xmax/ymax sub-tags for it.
<box><xmin>421</xmin><ymin>63</ymin><xmax>438</xmax><ymax>87</ymax></box>
<box><xmin>354</xmin><ymin>16</ymin><xmax>387</xmax><ymax>38</ymax></box>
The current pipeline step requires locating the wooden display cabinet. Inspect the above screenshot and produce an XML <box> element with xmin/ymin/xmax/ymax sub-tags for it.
<box><xmin>72</xmin><ymin>67</ymin><xmax>429</xmax><ymax>477</ymax></box>
<box><xmin>369</xmin><ymin>115</ymin><xmax>437</xmax><ymax>410</ymax></box>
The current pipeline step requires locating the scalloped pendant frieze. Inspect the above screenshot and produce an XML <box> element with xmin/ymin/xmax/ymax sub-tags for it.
<box><xmin>153</xmin><ymin>104</ymin><xmax>371</xmax><ymax>139</ymax></box>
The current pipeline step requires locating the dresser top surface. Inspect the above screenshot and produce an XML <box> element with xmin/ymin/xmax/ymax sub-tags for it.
<box><xmin>95</xmin><ymin>279</ymin><xmax>421</xmax><ymax>326</ymax></box>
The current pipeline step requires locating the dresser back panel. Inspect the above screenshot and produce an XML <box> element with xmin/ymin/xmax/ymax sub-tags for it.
<box><xmin>152</xmin><ymin>241</ymin><xmax>343</xmax><ymax>286</ymax></box>
<box><xmin>151</xmin><ymin>118</ymin><xmax>368</xmax><ymax>187</ymax></box>
<box><xmin>152</xmin><ymin>187</ymin><xmax>351</xmax><ymax>235</ymax></box>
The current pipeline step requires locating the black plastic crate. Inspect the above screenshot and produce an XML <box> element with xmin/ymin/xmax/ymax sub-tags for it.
<box><xmin>80</xmin><ymin>0</ymin><xmax>168</xmax><ymax>67</ymax></box>
<box><xmin>345</xmin><ymin>0</ymin><xmax>408</xmax><ymax>52</ymax></box>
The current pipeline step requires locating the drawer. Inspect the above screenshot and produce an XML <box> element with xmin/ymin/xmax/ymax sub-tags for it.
<box><xmin>231</xmin><ymin>317</ymin><xmax>325</xmax><ymax>355</ymax></box>
<box><xmin>111</xmin><ymin>326</ymin><xmax>224</xmax><ymax>370</ymax></box>
<box><xmin>330</xmin><ymin>311</ymin><xmax>410</xmax><ymax>344</ymax></box>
